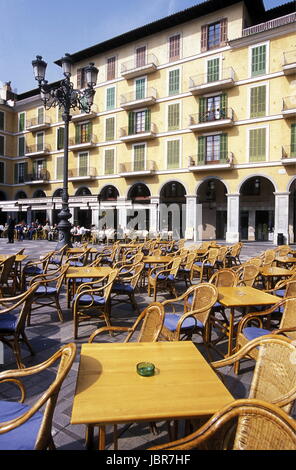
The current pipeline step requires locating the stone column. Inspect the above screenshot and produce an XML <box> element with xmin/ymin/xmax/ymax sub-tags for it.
<box><xmin>248</xmin><ymin>210</ymin><xmax>256</xmax><ymax>241</ymax></box>
<box><xmin>274</xmin><ymin>192</ymin><xmax>290</xmax><ymax>245</ymax></box>
<box><xmin>150</xmin><ymin>197</ymin><xmax>159</xmax><ymax>233</ymax></box>
<box><xmin>91</xmin><ymin>208</ymin><xmax>99</xmax><ymax>228</ymax></box>
<box><xmin>226</xmin><ymin>193</ymin><xmax>240</xmax><ymax>243</ymax></box>
<box><xmin>185</xmin><ymin>195</ymin><xmax>197</xmax><ymax>241</ymax></box>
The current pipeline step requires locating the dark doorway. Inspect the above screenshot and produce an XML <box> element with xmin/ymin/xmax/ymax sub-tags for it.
<box><xmin>255</xmin><ymin>211</ymin><xmax>269</xmax><ymax>241</ymax></box>
<box><xmin>240</xmin><ymin>211</ymin><xmax>249</xmax><ymax>240</ymax></box>
<box><xmin>216</xmin><ymin>211</ymin><xmax>227</xmax><ymax>240</ymax></box>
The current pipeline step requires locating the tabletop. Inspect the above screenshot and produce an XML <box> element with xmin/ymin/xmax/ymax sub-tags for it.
<box><xmin>71</xmin><ymin>342</ymin><xmax>233</xmax><ymax>426</ymax></box>
<box><xmin>66</xmin><ymin>266</ymin><xmax>113</xmax><ymax>279</ymax></box>
<box><xmin>276</xmin><ymin>257</ymin><xmax>296</xmax><ymax>264</ymax></box>
<box><xmin>218</xmin><ymin>286</ymin><xmax>280</xmax><ymax>308</ymax></box>
<box><xmin>143</xmin><ymin>256</ymin><xmax>173</xmax><ymax>264</ymax></box>
<box><xmin>66</xmin><ymin>247</ymin><xmax>98</xmax><ymax>254</ymax></box>
<box><xmin>0</xmin><ymin>254</ymin><xmax>28</xmax><ymax>263</ymax></box>
<box><xmin>260</xmin><ymin>266</ymin><xmax>293</xmax><ymax>277</ymax></box>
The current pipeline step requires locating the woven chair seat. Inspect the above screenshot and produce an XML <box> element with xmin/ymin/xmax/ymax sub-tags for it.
<box><xmin>0</xmin><ymin>401</ymin><xmax>43</xmax><ymax>450</ymax></box>
<box><xmin>35</xmin><ymin>286</ymin><xmax>57</xmax><ymax>295</ymax></box>
<box><xmin>194</xmin><ymin>262</ymin><xmax>212</xmax><ymax>267</ymax></box>
<box><xmin>187</xmin><ymin>294</ymin><xmax>220</xmax><ymax>309</ymax></box>
<box><xmin>0</xmin><ymin>313</ymin><xmax>18</xmax><ymax>332</ymax></box>
<box><xmin>275</xmin><ymin>289</ymin><xmax>285</xmax><ymax>297</ymax></box>
<box><xmin>75</xmin><ymin>278</ymin><xmax>93</xmax><ymax>284</ymax></box>
<box><xmin>164</xmin><ymin>313</ymin><xmax>204</xmax><ymax>332</ymax></box>
<box><xmin>69</xmin><ymin>261</ymin><xmax>84</xmax><ymax>267</ymax></box>
<box><xmin>151</xmin><ymin>273</ymin><xmax>175</xmax><ymax>281</ymax></box>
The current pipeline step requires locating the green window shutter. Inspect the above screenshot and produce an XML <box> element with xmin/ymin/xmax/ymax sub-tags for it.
<box><xmin>250</xmin><ymin>86</ymin><xmax>266</xmax><ymax>118</ymax></box>
<box><xmin>220</xmin><ymin>134</ymin><xmax>228</xmax><ymax>162</ymax></box>
<box><xmin>0</xmin><ymin>111</ymin><xmax>4</xmax><ymax>131</ymax></box>
<box><xmin>207</xmin><ymin>58</ymin><xmax>219</xmax><ymax>82</ymax></box>
<box><xmin>169</xmin><ymin>69</ymin><xmax>180</xmax><ymax>96</ymax></box>
<box><xmin>0</xmin><ymin>162</ymin><xmax>4</xmax><ymax>183</ymax></box>
<box><xmin>37</xmin><ymin>107</ymin><xmax>44</xmax><ymax>124</ymax></box>
<box><xmin>220</xmin><ymin>93</ymin><xmax>227</xmax><ymax>116</ymax></box>
<box><xmin>0</xmin><ymin>136</ymin><xmax>4</xmax><ymax>155</ymax></box>
<box><xmin>128</xmin><ymin>112</ymin><xmax>135</xmax><ymax>135</ymax></box>
<box><xmin>199</xmin><ymin>97</ymin><xmax>207</xmax><ymax>122</ymax></box>
<box><xmin>57</xmin><ymin>157</ymin><xmax>64</xmax><ymax>179</ymax></box>
<box><xmin>134</xmin><ymin>144</ymin><xmax>145</xmax><ymax>171</ymax></box>
<box><xmin>291</xmin><ymin>124</ymin><xmax>296</xmax><ymax>156</ymax></box>
<box><xmin>106</xmin><ymin>117</ymin><xmax>115</xmax><ymax>141</ymax></box>
<box><xmin>135</xmin><ymin>78</ymin><xmax>146</xmax><ymax>100</ymax></box>
<box><xmin>18</xmin><ymin>136</ymin><xmax>25</xmax><ymax>156</ymax></box>
<box><xmin>57</xmin><ymin>127</ymin><xmax>64</xmax><ymax>150</ymax></box>
<box><xmin>37</xmin><ymin>132</ymin><xmax>44</xmax><ymax>151</ymax></box>
<box><xmin>168</xmin><ymin>103</ymin><xmax>180</xmax><ymax>130</ymax></box>
<box><xmin>105</xmin><ymin>149</ymin><xmax>115</xmax><ymax>175</ymax></box>
<box><xmin>197</xmin><ymin>136</ymin><xmax>206</xmax><ymax>163</ymax></box>
<box><xmin>167</xmin><ymin>140</ymin><xmax>180</xmax><ymax>169</ymax></box>
<box><xmin>19</xmin><ymin>113</ymin><xmax>25</xmax><ymax>132</ymax></box>
<box><xmin>145</xmin><ymin>109</ymin><xmax>151</xmax><ymax>132</ymax></box>
<box><xmin>251</xmin><ymin>45</ymin><xmax>266</xmax><ymax>77</ymax></box>
<box><xmin>75</xmin><ymin>125</ymin><xmax>81</xmax><ymax>144</ymax></box>
<box><xmin>249</xmin><ymin>128</ymin><xmax>266</xmax><ymax>162</ymax></box>
<box><xmin>14</xmin><ymin>164</ymin><xmax>18</xmax><ymax>184</ymax></box>
<box><xmin>79</xmin><ymin>152</ymin><xmax>88</xmax><ymax>176</ymax></box>
<box><xmin>106</xmin><ymin>87</ymin><xmax>115</xmax><ymax>110</ymax></box>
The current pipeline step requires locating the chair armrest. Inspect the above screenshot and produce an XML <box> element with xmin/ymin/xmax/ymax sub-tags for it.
<box><xmin>75</xmin><ymin>275</ymin><xmax>110</xmax><ymax>294</ymax></box>
<box><xmin>236</xmin><ymin>300</ymin><xmax>286</xmax><ymax>335</ymax></box>
<box><xmin>88</xmin><ymin>326</ymin><xmax>132</xmax><ymax>343</ymax></box>
<box><xmin>0</xmin><ymin>378</ymin><xmax>25</xmax><ymax>403</ymax></box>
<box><xmin>149</xmin><ymin>265</ymin><xmax>171</xmax><ymax>277</ymax></box>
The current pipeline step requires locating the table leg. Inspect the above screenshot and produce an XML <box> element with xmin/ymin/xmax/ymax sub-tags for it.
<box><xmin>98</xmin><ymin>425</ymin><xmax>106</xmax><ymax>450</ymax></box>
<box><xmin>227</xmin><ymin>307</ymin><xmax>235</xmax><ymax>357</ymax></box>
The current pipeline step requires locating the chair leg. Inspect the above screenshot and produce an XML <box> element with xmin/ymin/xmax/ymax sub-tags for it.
<box><xmin>22</xmin><ymin>332</ymin><xmax>35</xmax><ymax>356</ymax></box>
<box><xmin>12</xmin><ymin>338</ymin><xmax>25</xmax><ymax>369</ymax></box>
<box><xmin>55</xmin><ymin>296</ymin><xmax>64</xmax><ymax>322</ymax></box>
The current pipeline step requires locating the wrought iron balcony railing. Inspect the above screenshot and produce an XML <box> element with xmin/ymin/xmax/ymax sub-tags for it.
<box><xmin>25</xmin><ymin>144</ymin><xmax>51</xmax><ymax>155</ymax></box>
<box><xmin>189</xmin><ymin>108</ymin><xmax>234</xmax><ymax>126</ymax></box>
<box><xmin>189</xmin><ymin>67</ymin><xmax>235</xmax><ymax>89</ymax></box>
<box><xmin>120</xmin><ymin>87</ymin><xmax>157</xmax><ymax>106</ymax></box>
<box><xmin>120</xmin><ymin>122</ymin><xmax>157</xmax><ymax>138</ymax></box>
<box><xmin>119</xmin><ymin>160</ymin><xmax>156</xmax><ymax>173</ymax></box>
<box><xmin>69</xmin><ymin>134</ymin><xmax>97</xmax><ymax>147</ymax></box>
<box><xmin>26</xmin><ymin>115</ymin><xmax>51</xmax><ymax>129</ymax></box>
<box><xmin>68</xmin><ymin>167</ymin><xmax>97</xmax><ymax>178</ymax></box>
<box><xmin>188</xmin><ymin>152</ymin><xmax>234</xmax><ymax>167</ymax></box>
<box><xmin>242</xmin><ymin>12</ymin><xmax>296</xmax><ymax>37</ymax></box>
<box><xmin>121</xmin><ymin>54</ymin><xmax>158</xmax><ymax>74</ymax></box>
<box><xmin>25</xmin><ymin>169</ymin><xmax>50</xmax><ymax>182</ymax></box>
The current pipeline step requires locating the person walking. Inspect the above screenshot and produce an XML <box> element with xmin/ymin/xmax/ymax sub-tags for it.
<box><xmin>7</xmin><ymin>216</ymin><xmax>15</xmax><ymax>244</ymax></box>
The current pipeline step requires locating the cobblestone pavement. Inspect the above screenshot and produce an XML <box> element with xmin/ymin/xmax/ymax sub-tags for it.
<box><xmin>0</xmin><ymin>238</ymin><xmax>295</xmax><ymax>450</ymax></box>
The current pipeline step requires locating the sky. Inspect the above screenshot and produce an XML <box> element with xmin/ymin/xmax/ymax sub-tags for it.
<box><xmin>0</xmin><ymin>0</ymin><xmax>292</xmax><ymax>94</ymax></box>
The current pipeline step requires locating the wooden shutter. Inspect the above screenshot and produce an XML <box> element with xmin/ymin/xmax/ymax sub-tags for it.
<box><xmin>19</xmin><ymin>113</ymin><xmax>25</xmax><ymax>132</ymax></box>
<box><xmin>37</xmin><ymin>107</ymin><xmax>44</xmax><ymax>124</ymax></box>
<box><xmin>201</xmin><ymin>24</ymin><xmax>208</xmax><ymax>52</ymax></box>
<box><xmin>23</xmin><ymin>162</ymin><xmax>28</xmax><ymax>182</ymax></box>
<box><xmin>199</xmin><ymin>97</ymin><xmax>206</xmax><ymax>122</ymax></box>
<box><xmin>77</xmin><ymin>69</ymin><xmax>82</xmax><ymax>88</ymax></box>
<box><xmin>291</xmin><ymin>124</ymin><xmax>296</xmax><ymax>156</ymax></box>
<box><xmin>106</xmin><ymin>87</ymin><xmax>115</xmax><ymax>110</ymax></box>
<box><xmin>105</xmin><ymin>149</ymin><xmax>114</xmax><ymax>175</ymax></box>
<box><xmin>79</xmin><ymin>152</ymin><xmax>88</xmax><ymax>176</ymax></box>
<box><xmin>106</xmin><ymin>117</ymin><xmax>115</xmax><ymax>141</ymax></box>
<box><xmin>0</xmin><ymin>136</ymin><xmax>4</xmax><ymax>156</ymax></box>
<box><xmin>220</xmin><ymin>134</ymin><xmax>228</xmax><ymax>162</ymax></box>
<box><xmin>107</xmin><ymin>57</ymin><xmax>116</xmax><ymax>81</ymax></box>
<box><xmin>220</xmin><ymin>18</ymin><xmax>228</xmax><ymax>45</ymax></box>
<box><xmin>128</xmin><ymin>112</ymin><xmax>135</xmax><ymax>135</ymax></box>
<box><xmin>207</xmin><ymin>58</ymin><xmax>219</xmax><ymax>82</ymax></box>
<box><xmin>57</xmin><ymin>127</ymin><xmax>64</xmax><ymax>150</ymax></box>
<box><xmin>18</xmin><ymin>136</ymin><xmax>25</xmax><ymax>156</ymax></box>
<box><xmin>220</xmin><ymin>93</ymin><xmax>227</xmax><ymax>118</ymax></box>
<box><xmin>169</xmin><ymin>34</ymin><xmax>180</xmax><ymax>61</ymax></box>
<box><xmin>167</xmin><ymin>140</ymin><xmax>180</xmax><ymax>169</ymax></box>
<box><xmin>169</xmin><ymin>69</ymin><xmax>180</xmax><ymax>95</ymax></box>
<box><xmin>198</xmin><ymin>136</ymin><xmax>206</xmax><ymax>163</ymax></box>
<box><xmin>0</xmin><ymin>112</ymin><xmax>4</xmax><ymax>131</ymax></box>
<box><xmin>168</xmin><ymin>103</ymin><xmax>180</xmax><ymax>130</ymax></box>
<box><xmin>75</xmin><ymin>125</ymin><xmax>81</xmax><ymax>144</ymax></box>
<box><xmin>144</xmin><ymin>109</ymin><xmax>151</xmax><ymax>132</ymax></box>
<box><xmin>57</xmin><ymin>157</ymin><xmax>64</xmax><ymax>179</ymax></box>
<box><xmin>249</xmin><ymin>128</ymin><xmax>266</xmax><ymax>162</ymax></box>
<box><xmin>252</xmin><ymin>45</ymin><xmax>266</xmax><ymax>77</ymax></box>
<box><xmin>134</xmin><ymin>144</ymin><xmax>145</xmax><ymax>171</ymax></box>
<box><xmin>0</xmin><ymin>162</ymin><xmax>4</xmax><ymax>183</ymax></box>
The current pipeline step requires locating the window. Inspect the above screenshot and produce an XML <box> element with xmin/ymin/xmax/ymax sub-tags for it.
<box><xmin>249</xmin><ymin>128</ymin><xmax>266</xmax><ymax>162</ymax></box>
<box><xmin>169</xmin><ymin>34</ymin><xmax>180</xmax><ymax>61</ymax></box>
<box><xmin>57</xmin><ymin>127</ymin><xmax>64</xmax><ymax>150</ymax></box>
<box><xmin>56</xmin><ymin>156</ymin><xmax>64</xmax><ymax>179</ymax></box>
<box><xmin>0</xmin><ymin>111</ymin><xmax>4</xmax><ymax>131</ymax></box>
<box><xmin>167</xmin><ymin>139</ymin><xmax>180</xmax><ymax>169</ymax></box>
<box><xmin>104</xmin><ymin>149</ymin><xmax>115</xmax><ymax>175</ymax></box>
<box><xmin>77</xmin><ymin>68</ymin><xmax>87</xmax><ymax>89</ymax></box>
<box><xmin>136</xmin><ymin>46</ymin><xmax>146</xmax><ymax>68</ymax></box>
<box><xmin>0</xmin><ymin>162</ymin><xmax>4</xmax><ymax>183</ymax></box>
<box><xmin>251</xmin><ymin>44</ymin><xmax>267</xmax><ymax>77</ymax></box>
<box><xmin>133</xmin><ymin>143</ymin><xmax>145</xmax><ymax>171</ymax></box>
<box><xmin>78</xmin><ymin>152</ymin><xmax>88</xmax><ymax>177</ymax></box>
<box><xmin>198</xmin><ymin>134</ymin><xmax>228</xmax><ymax>163</ymax></box>
<box><xmin>250</xmin><ymin>85</ymin><xmax>266</xmax><ymax>118</ymax></box>
<box><xmin>107</xmin><ymin>56</ymin><xmax>116</xmax><ymax>81</ymax></box>
<box><xmin>0</xmin><ymin>136</ymin><xmax>4</xmax><ymax>156</ymax></box>
<box><xmin>76</xmin><ymin>122</ymin><xmax>92</xmax><ymax>144</ymax></box>
<box><xmin>106</xmin><ymin>87</ymin><xmax>115</xmax><ymax>110</ymax></box>
<box><xmin>168</xmin><ymin>69</ymin><xmax>180</xmax><ymax>96</ymax></box>
<box><xmin>201</xmin><ymin>18</ymin><xmax>227</xmax><ymax>52</ymax></box>
<box><xmin>135</xmin><ymin>77</ymin><xmax>146</xmax><ymax>100</ymax></box>
<box><xmin>207</xmin><ymin>58</ymin><xmax>220</xmax><ymax>82</ymax></box>
<box><xmin>105</xmin><ymin>117</ymin><xmax>115</xmax><ymax>141</ymax></box>
<box><xmin>57</xmin><ymin>107</ymin><xmax>63</xmax><ymax>122</ymax></box>
<box><xmin>18</xmin><ymin>112</ymin><xmax>25</xmax><ymax>132</ymax></box>
<box><xmin>18</xmin><ymin>136</ymin><xmax>25</xmax><ymax>156</ymax></box>
<box><xmin>128</xmin><ymin>110</ymin><xmax>151</xmax><ymax>134</ymax></box>
<box><xmin>36</xmin><ymin>132</ymin><xmax>44</xmax><ymax>151</ymax></box>
<box><xmin>168</xmin><ymin>103</ymin><xmax>180</xmax><ymax>131</ymax></box>
<box><xmin>33</xmin><ymin>160</ymin><xmax>46</xmax><ymax>179</ymax></box>
<box><xmin>199</xmin><ymin>94</ymin><xmax>227</xmax><ymax>122</ymax></box>
<box><xmin>14</xmin><ymin>162</ymin><xmax>28</xmax><ymax>184</ymax></box>
<box><xmin>291</xmin><ymin>124</ymin><xmax>296</xmax><ymax>157</ymax></box>
<box><xmin>37</xmin><ymin>107</ymin><xmax>44</xmax><ymax>124</ymax></box>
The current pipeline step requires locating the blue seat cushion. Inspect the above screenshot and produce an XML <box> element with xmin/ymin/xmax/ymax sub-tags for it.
<box><xmin>0</xmin><ymin>313</ymin><xmax>17</xmax><ymax>332</ymax></box>
<box><xmin>75</xmin><ymin>278</ymin><xmax>93</xmax><ymax>284</ymax></box>
<box><xmin>243</xmin><ymin>327</ymin><xmax>271</xmax><ymax>341</ymax></box>
<box><xmin>35</xmin><ymin>286</ymin><xmax>57</xmax><ymax>295</ymax></box>
<box><xmin>23</xmin><ymin>266</ymin><xmax>43</xmax><ymax>275</ymax></box>
<box><xmin>51</xmin><ymin>257</ymin><xmax>62</xmax><ymax>265</ymax></box>
<box><xmin>164</xmin><ymin>314</ymin><xmax>204</xmax><ymax>332</ymax></box>
<box><xmin>74</xmin><ymin>294</ymin><xmax>105</xmax><ymax>305</ymax></box>
<box><xmin>69</xmin><ymin>261</ymin><xmax>84</xmax><ymax>267</ymax></box>
<box><xmin>112</xmin><ymin>282</ymin><xmax>134</xmax><ymax>293</ymax></box>
<box><xmin>151</xmin><ymin>273</ymin><xmax>175</xmax><ymax>281</ymax></box>
<box><xmin>0</xmin><ymin>400</ymin><xmax>43</xmax><ymax>450</ymax></box>
<box><xmin>275</xmin><ymin>289</ymin><xmax>285</xmax><ymax>297</ymax></box>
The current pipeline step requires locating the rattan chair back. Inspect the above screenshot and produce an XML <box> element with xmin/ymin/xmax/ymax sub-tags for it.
<box><xmin>236</xmin><ymin>264</ymin><xmax>260</xmax><ymax>287</ymax></box>
<box><xmin>125</xmin><ymin>302</ymin><xmax>165</xmax><ymax>343</ymax></box>
<box><xmin>187</xmin><ymin>283</ymin><xmax>219</xmax><ymax>326</ymax></box>
<box><xmin>0</xmin><ymin>255</ymin><xmax>16</xmax><ymax>285</ymax></box>
<box><xmin>209</xmin><ymin>268</ymin><xmax>238</xmax><ymax>287</ymax></box>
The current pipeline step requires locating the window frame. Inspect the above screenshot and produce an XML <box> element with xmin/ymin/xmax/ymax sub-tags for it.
<box><xmin>78</xmin><ymin>151</ymin><xmax>89</xmax><ymax>177</ymax></box>
<box><xmin>0</xmin><ymin>161</ymin><xmax>5</xmax><ymax>183</ymax></box>
<box><xmin>18</xmin><ymin>112</ymin><xmax>26</xmax><ymax>132</ymax></box>
<box><xmin>106</xmin><ymin>55</ymin><xmax>117</xmax><ymax>81</ymax></box>
<box><xmin>104</xmin><ymin>147</ymin><xmax>116</xmax><ymax>175</ymax></box>
<box><xmin>167</xmin><ymin>101</ymin><xmax>181</xmax><ymax>131</ymax></box>
<box><xmin>0</xmin><ymin>135</ymin><xmax>5</xmax><ymax>156</ymax></box>
<box><xmin>168</xmin><ymin>32</ymin><xmax>182</xmax><ymax>62</ymax></box>
<box><xmin>132</xmin><ymin>142</ymin><xmax>147</xmax><ymax>171</ymax></box>
<box><xmin>0</xmin><ymin>110</ymin><xmax>5</xmax><ymax>131</ymax></box>
<box><xmin>166</xmin><ymin>137</ymin><xmax>181</xmax><ymax>170</ymax></box>
<box><xmin>168</xmin><ymin>67</ymin><xmax>181</xmax><ymax>96</ymax></box>
<box><xmin>106</xmin><ymin>85</ymin><xmax>116</xmax><ymax>111</ymax></box>
<box><xmin>249</xmin><ymin>41</ymin><xmax>269</xmax><ymax>78</ymax></box>
<box><xmin>247</xmin><ymin>125</ymin><xmax>269</xmax><ymax>163</ymax></box>
<box><xmin>249</xmin><ymin>82</ymin><xmax>269</xmax><ymax>119</ymax></box>
<box><xmin>105</xmin><ymin>115</ymin><xmax>116</xmax><ymax>142</ymax></box>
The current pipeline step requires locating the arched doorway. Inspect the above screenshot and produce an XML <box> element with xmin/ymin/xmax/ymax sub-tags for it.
<box><xmin>32</xmin><ymin>190</ymin><xmax>47</xmax><ymax>225</ymax></box>
<box><xmin>240</xmin><ymin>176</ymin><xmax>275</xmax><ymax>241</ymax></box>
<box><xmin>196</xmin><ymin>179</ymin><xmax>227</xmax><ymax>240</ymax></box>
<box><xmin>159</xmin><ymin>181</ymin><xmax>186</xmax><ymax>238</ymax></box>
<box><xmin>127</xmin><ymin>183</ymin><xmax>150</xmax><ymax>231</ymax></box>
<box><xmin>99</xmin><ymin>185</ymin><xmax>119</xmax><ymax>230</ymax></box>
<box><xmin>74</xmin><ymin>187</ymin><xmax>92</xmax><ymax>228</ymax></box>
<box><xmin>289</xmin><ymin>179</ymin><xmax>296</xmax><ymax>243</ymax></box>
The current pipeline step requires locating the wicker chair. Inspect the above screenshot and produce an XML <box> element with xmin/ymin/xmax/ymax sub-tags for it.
<box><xmin>0</xmin><ymin>343</ymin><xmax>76</xmax><ymax>449</ymax></box>
<box><xmin>72</xmin><ymin>270</ymin><xmax>118</xmax><ymax>339</ymax></box>
<box><xmin>65</xmin><ymin>247</ymin><xmax>92</xmax><ymax>267</ymax></box>
<box><xmin>235</xmin><ymin>264</ymin><xmax>260</xmax><ymax>287</ymax></box>
<box><xmin>111</xmin><ymin>262</ymin><xmax>144</xmax><ymax>313</ymax></box>
<box><xmin>260</xmin><ymin>249</ymin><xmax>276</xmax><ymax>267</ymax></box>
<box><xmin>177</xmin><ymin>251</ymin><xmax>196</xmax><ymax>287</ymax></box>
<box><xmin>263</xmin><ymin>277</ymin><xmax>296</xmax><ymax>298</ymax></box>
<box><xmin>27</xmin><ymin>265</ymin><xmax>69</xmax><ymax>325</ymax></box>
<box><xmin>234</xmin><ymin>297</ymin><xmax>296</xmax><ymax>374</ymax></box>
<box><xmin>21</xmin><ymin>251</ymin><xmax>55</xmax><ymax>290</ymax></box>
<box><xmin>0</xmin><ymin>284</ymin><xmax>40</xmax><ymax>368</ymax></box>
<box><xmin>225</xmin><ymin>242</ymin><xmax>243</xmax><ymax>267</ymax></box>
<box><xmin>147</xmin><ymin>399</ymin><xmax>296</xmax><ymax>450</ymax></box>
<box><xmin>148</xmin><ymin>256</ymin><xmax>183</xmax><ymax>302</ymax></box>
<box><xmin>192</xmin><ymin>248</ymin><xmax>220</xmax><ymax>282</ymax></box>
<box><xmin>215</xmin><ymin>246</ymin><xmax>230</xmax><ymax>269</ymax></box>
<box><xmin>46</xmin><ymin>245</ymin><xmax>68</xmax><ymax>271</ymax></box>
<box><xmin>0</xmin><ymin>255</ymin><xmax>17</xmax><ymax>297</ymax></box>
<box><xmin>275</xmin><ymin>245</ymin><xmax>291</xmax><ymax>257</ymax></box>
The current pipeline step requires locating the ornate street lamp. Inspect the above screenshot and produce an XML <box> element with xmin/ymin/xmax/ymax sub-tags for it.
<box><xmin>32</xmin><ymin>54</ymin><xmax>98</xmax><ymax>249</ymax></box>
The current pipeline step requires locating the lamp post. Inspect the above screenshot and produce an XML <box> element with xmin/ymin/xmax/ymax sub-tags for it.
<box><xmin>32</xmin><ymin>54</ymin><xmax>98</xmax><ymax>249</ymax></box>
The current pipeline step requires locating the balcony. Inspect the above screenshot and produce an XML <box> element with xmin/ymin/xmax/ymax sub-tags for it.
<box><xmin>26</xmin><ymin>116</ymin><xmax>51</xmax><ymax>132</ymax></box>
<box><xmin>68</xmin><ymin>167</ymin><xmax>97</xmax><ymax>181</ymax></box>
<box><xmin>188</xmin><ymin>108</ymin><xmax>234</xmax><ymax>132</ymax></box>
<box><xmin>25</xmin><ymin>144</ymin><xmax>51</xmax><ymax>158</ymax></box>
<box><xmin>283</xmin><ymin>50</ymin><xmax>296</xmax><ymax>75</ymax></box>
<box><xmin>71</xmin><ymin>104</ymin><xmax>98</xmax><ymax>122</ymax></box>
<box><xmin>118</xmin><ymin>160</ymin><xmax>156</xmax><ymax>177</ymax></box>
<box><xmin>24</xmin><ymin>169</ymin><xmax>50</xmax><ymax>185</ymax></box>
<box><xmin>242</xmin><ymin>12</ymin><xmax>296</xmax><ymax>37</ymax></box>
<box><xmin>120</xmin><ymin>88</ymin><xmax>157</xmax><ymax>110</ymax></box>
<box><xmin>188</xmin><ymin>152</ymin><xmax>234</xmax><ymax>172</ymax></box>
<box><xmin>282</xmin><ymin>97</ymin><xmax>296</xmax><ymax>118</ymax></box>
<box><xmin>282</xmin><ymin>146</ymin><xmax>296</xmax><ymax>165</ymax></box>
<box><xmin>119</xmin><ymin>123</ymin><xmax>157</xmax><ymax>143</ymax></box>
<box><xmin>189</xmin><ymin>67</ymin><xmax>236</xmax><ymax>95</ymax></box>
<box><xmin>68</xmin><ymin>134</ymin><xmax>97</xmax><ymax>151</ymax></box>
<box><xmin>121</xmin><ymin>54</ymin><xmax>158</xmax><ymax>79</ymax></box>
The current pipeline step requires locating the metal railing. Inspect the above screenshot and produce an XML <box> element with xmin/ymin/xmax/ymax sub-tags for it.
<box><xmin>282</xmin><ymin>96</ymin><xmax>296</xmax><ymax>111</ymax></box>
<box><xmin>120</xmin><ymin>87</ymin><xmax>157</xmax><ymax>105</ymax></box>
<box><xmin>243</xmin><ymin>12</ymin><xmax>296</xmax><ymax>37</ymax></box>
<box><xmin>69</xmin><ymin>134</ymin><xmax>97</xmax><ymax>146</ymax></box>
<box><xmin>26</xmin><ymin>116</ymin><xmax>51</xmax><ymax>128</ymax></box>
<box><xmin>121</xmin><ymin>54</ymin><xmax>158</xmax><ymax>73</ymax></box>
<box><xmin>282</xmin><ymin>146</ymin><xmax>296</xmax><ymax>160</ymax></box>
<box><xmin>189</xmin><ymin>108</ymin><xmax>234</xmax><ymax>125</ymax></box>
<box><xmin>189</xmin><ymin>67</ymin><xmax>235</xmax><ymax>88</ymax></box>
<box><xmin>120</xmin><ymin>122</ymin><xmax>157</xmax><ymax>138</ymax></box>
<box><xmin>119</xmin><ymin>160</ymin><xmax>156</xmax><ymax>173</ymax></box>
<box><xmin>68</xmin><ymin>167</ymin><xmax>97</xmax><ymax>178</ymax></box>
<box><xmin>25</xmin><ymin>143</ymin><xmax>51</xmax><ymax>154</ymax></box>
<box><xmin>188</xmin><ymin>152</ymin><xmax>234</xmax><ymax>166</ymax></box>
<box><xmin>25</xmin><ymin>169</ymin><xmax>50</xmax><ymax>181</ymax></box>
<box><xmin>283</xmin><ymin>49</ymin><xmax>296</xmax><ymax>65</ymax></box>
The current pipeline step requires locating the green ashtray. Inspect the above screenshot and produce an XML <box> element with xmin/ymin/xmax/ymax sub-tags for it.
<box><xmin>136</xmin><ymin>362</ymin><xmax>155</xmax><ymax>377</ymax></box>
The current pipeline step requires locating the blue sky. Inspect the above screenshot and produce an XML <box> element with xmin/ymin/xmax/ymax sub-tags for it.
<box><xmin>0</xmin><ymin>0</ymin><xmax>292</xmax><ymax>93</ymax></box>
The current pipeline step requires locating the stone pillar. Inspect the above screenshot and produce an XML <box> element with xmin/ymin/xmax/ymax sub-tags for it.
<box><xmin>248</xmin><ymin>210</ymin><xmax>256</xmax><ymax>241</ymax></box>
<box><xmin>91</xmin><ymin>209</ymin><xmax>99</xmax><ymax>228</ymax></box>
<box><xmin>46</xmin><ymin>209</ymin><xmax>53</xmax><ymax>225</ymax></box>
<box><xmin>274</xmin><ymin>192</ymin><xmax>289</xmax><ymax>245</ymax></box>
<box><xmin>150</xmin><ymin>197</ymin><xmax>159</xmax><ymax>233</ymax></box>
<box><xmin>185</xmin><ymin>195</ymin><xmax>196</xmax><ymax>241</ymax></box>
<box><xmin>226</xmin><ymin>193</ymin><xmax>240</xmax><ymax>243</ymax></box>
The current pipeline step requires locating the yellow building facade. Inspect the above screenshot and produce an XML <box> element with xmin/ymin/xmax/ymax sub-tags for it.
<box><xmin>0</xmin><ymin>0</ymin><xmax>295</xmax><ymax>242</ymax></box>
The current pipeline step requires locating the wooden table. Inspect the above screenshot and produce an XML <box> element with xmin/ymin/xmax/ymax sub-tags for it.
<box><xmin>71</xmin><ymin>342</ymin><xmax>233</xmax><ymax>449</ymax></box>
<box><xmin>276</xmin><ymin>257</ymin><xmax>296</xmax><ymax>268</ymax></box>
<box><xmin>66</xmin><ymin>266</ymin><xmax>113</xmax><ymax>307</ymax></box>
<box><xmin>217</xmin><ymin>286</ymin><xmax>280</xmax><ymax>357</ymax></box>
<box><xmin>260</xmin><ymin>266</ymin><xmax>293</xmax><ymax>289</ymax></box>
<box><xmin>143</xmin><ymin>256</ymin><xmax>173</xmax><ymax>265</ymax></box>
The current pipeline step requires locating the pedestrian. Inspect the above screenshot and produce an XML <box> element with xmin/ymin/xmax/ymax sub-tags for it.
<box><xmin>7</xmin><ymin>216</ymin><xmax>15</xmax><ymax>244</ymax></box>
